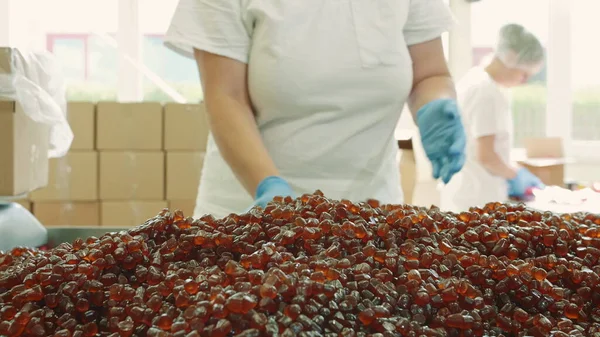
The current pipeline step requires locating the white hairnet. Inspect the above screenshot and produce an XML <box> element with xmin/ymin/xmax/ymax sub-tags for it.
<box><xmin>495</xmin><ymin>24</ymin><xmax>545</xmax><ymax>70</ymax></box>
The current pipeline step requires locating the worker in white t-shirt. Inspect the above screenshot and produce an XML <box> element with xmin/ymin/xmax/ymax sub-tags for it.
<box><xmin>164</xmin><ymin>0</ymin><xmax>467</xmax><ymax>218</ymax></box>
<box><xmin>441</xmin><ymin>24</ymin><xmax>545</xmax><ymax>212</ymax></box>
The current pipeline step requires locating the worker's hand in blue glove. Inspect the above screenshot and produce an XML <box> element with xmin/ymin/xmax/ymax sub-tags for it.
<box><xmin>252</xmin><ymin>176</ymin><xmax>296</xmax><ymax>209</ymax></box>
<box><xmin>416</xmin><ymin>99</ymin><xmax>467</xmax><ymax>184</ymax></box>
<box><xmin>507</xmin><ymin>168</ymin><xmax>545</xmax><ymax>197</ymax></box>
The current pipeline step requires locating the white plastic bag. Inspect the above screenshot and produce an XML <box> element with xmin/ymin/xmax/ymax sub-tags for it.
<box><xmin>0</xmin><ymin>48</ymin><xmax>72</xmax><ymax>158</ymax></box>
<box><xmin>0</xmin><ymin>203</ymin><xmax>47</xmax><ymax>251</ymax></box>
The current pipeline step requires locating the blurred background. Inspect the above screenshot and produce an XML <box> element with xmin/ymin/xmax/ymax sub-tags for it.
<box><xmin>2</xmin><ymin>0</ymin><xmax>201</xmax><ymax>103</ymax></box>
<box><xmin>2</xmin><ymin>0</ymin><xmax>599</xmax><ymax>178</ymax></box>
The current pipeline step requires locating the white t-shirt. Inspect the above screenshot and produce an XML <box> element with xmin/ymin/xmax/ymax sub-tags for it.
<box><xmin>165</xmin><ymin>0</ymin><xmax>455</xmax><ymax>218</ymax></box>
<box><xmin>440</xmin><ymin>67</ymin><xmax>513</xmax><ymax>212</ymax></box>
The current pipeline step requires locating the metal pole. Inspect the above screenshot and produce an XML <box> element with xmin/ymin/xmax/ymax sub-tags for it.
<box><xmin>448</xmin><ymin>0</ymin><xmax>472</xmax><ymax>79</ymax></box>
<box><xmin>117</xmin><ymin>0</ymin><xmax>143</xmax><ymax>101</ymax></box>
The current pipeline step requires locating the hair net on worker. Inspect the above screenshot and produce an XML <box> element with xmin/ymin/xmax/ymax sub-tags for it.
<box><xmin>494</xmin><ymin>23</ymin><xmax>545</xmax><ymax>70</ymax></box>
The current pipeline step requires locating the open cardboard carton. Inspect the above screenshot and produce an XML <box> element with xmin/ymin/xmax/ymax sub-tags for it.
<box><xmin>0</xmin><ymin>47</ymin><xmax>50</xmax><ymax>197</ymax></box>
<box><xmin>0</xmin><ymin>99</ymin><xmax>50</xmax><ymax>197</ymax></box>
<box><xmin>512</xmin><ymin>137</ymin><xmax>573</xmax><ymax>187</ymax></box>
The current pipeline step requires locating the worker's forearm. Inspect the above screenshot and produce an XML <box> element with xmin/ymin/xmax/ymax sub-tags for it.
<box><xmin>205</xmin><ymin>94</ymin><xmax>279</xmax><ymax>196</ymax></box>
<box><xmin>478</xmin><ymin>152</ymin><xmax>518</xmax><ymax>180</ymax></box>
<box><xmin>408</xmin><ymin>75</ymin><xmax>456</xmax><ymax>119</ymax></box>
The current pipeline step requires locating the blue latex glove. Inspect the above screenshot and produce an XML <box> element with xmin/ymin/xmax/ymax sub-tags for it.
<box><xmin>416</xmin><ymin>99</ymin><xmax>467</xmax><ymax>184</ymax></box>
<box><xmin>252</xmin><ymin>176</ymin><xmax>296</xmax><ymax>209</ymax></box>
<box><xmin>508</xmin><ymin>168</ymin><xmax>545</xmax><ymax>197</ymax></box>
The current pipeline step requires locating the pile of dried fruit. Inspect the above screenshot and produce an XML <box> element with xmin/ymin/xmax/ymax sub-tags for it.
<box><xmin>2</xmin><ymin>191</ymin><xmax>600</xmax><ymax>337</ymax></box>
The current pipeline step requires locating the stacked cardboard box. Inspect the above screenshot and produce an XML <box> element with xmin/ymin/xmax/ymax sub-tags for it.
<box><xmin>30</xmin><ymin>102</ymin><xmax>99</xmax><ymax>226</ymax></box>
<box><xmin>28</xmin><ymin>102</ymin><xmax>208</xmax><ymax>227</ymax></box>
<box><xmin>0</xmin><ymin>48</ymin><xmax>51</xmax><ymax>197</ymax></box>
<box><xmin>164</xmin><ymin>103</ymin><xmax>208</xmax><ymax>217</ymax></box>
<box><xmin>515</xmin><ymin>137</ymin><xmax>570</xmax><ymax>187</ymax></box>
<box><xmin>97</xmin><ymin>102</ymin><xmax>166</xmax><ymax>227</ymax></box>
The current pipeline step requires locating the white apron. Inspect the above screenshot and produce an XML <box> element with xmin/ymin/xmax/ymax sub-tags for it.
<box><xmin>165</xmin><ymin>0</ymin><xmax>455</xmax><ymax>218</ymax></box>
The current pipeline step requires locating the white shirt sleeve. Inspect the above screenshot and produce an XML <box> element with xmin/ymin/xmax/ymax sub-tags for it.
<box><xmin>164</xmin><ymin>0</ymin><xmax>252</xmax><ymax>64</ymax></box>
<box><xmin>468</xmin><ymin>87</ymin><xmax>511</xmax><ymax>138</ymax></box>
<box><xmin>403</xmin><ymin>0</ymin><xmax>456</xmax><ymax>46</ymax></box>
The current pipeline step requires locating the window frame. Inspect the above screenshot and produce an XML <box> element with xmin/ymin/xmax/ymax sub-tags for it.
<box><xmin>47</xmin><ymin>34</ymin><xmax>90</xmax><ymax>80</ymax></box>
<box><xmin>32</xmin><ymin>0</ymin><xmax>600</xmax><ymax>151</ymax></box>
<box><xmin>449</xmin><ymin>0</ymin><xmax>600</xmax><ymax>161</ymax></box>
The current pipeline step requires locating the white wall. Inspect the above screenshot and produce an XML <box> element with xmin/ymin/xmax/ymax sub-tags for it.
<box><xmin>0</xmin><ymin>0</ymin><xmax>11</xmax><ymax>46</ymax></box>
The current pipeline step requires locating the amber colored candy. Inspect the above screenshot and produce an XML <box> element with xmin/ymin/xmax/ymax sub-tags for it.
<box><xmin>259</xmin><ymin>284</ymin><xmax>277</xmax><ymax>299</ymax></box>
<box><xmin>82</xmin><ymin>322</ymin><xmax>98</xmax><ymax>337</ymax></box>
<box><xmin>0</xmin><ymin>306</ymin><xmax>17</xmax><ymax>321</ymax></box>
<box><xmin>117</xmin><ymin>319</ymin><xmax>134</xmax><ymax>337</ymax></box>
<box><xmin>213</xmin><ymin>319</ymin><xmax>233</xmax><ymax>337</ymax></box>
<box><xmin>183</xmin><ymin>280</ymin><xmax>199</xmax><ymax>295</ymax></box>
<box><xmin>414</xmin><ymin>291</ymin><xmax>430</xmax><ymax>306</ymax></box>
<box><xmin>225</xmin><ymin>293</ymin><xmax>258</xmax><ymax>314</ymax></box>
<box><xmin>565</xmin><ymin>303</ymin><xmax>580</xmax><ymax>320</ymax></box>
<box><xmin>284</xmin><ymin>304</ymin><xmax>302</xmax><ymax>320</ymax></box>
<box><xmin>441</xmin><ymin>287</ymin><xmax>459</xmax><ymax>302</ymax></box>
<box><xmin>152</xmin><ymin>315</ymin><xmax>172</xmax><ymax>331</ymax></box>
<box><xmin>74</xmin><ymin>298</ymin><xmax>89</xmax><ymax>313</ymax></box>
<box><xmin>446</xmin><ymin>314</ymin><xmax>475</xmax><ymax>329</ymax></box>
<box><xmin>511</xmin><ymin>308</ymin><xmax>529</xmax><ymax>324</ymax></box>
<box><xmin>533</xmin><ymin>267</ymin><xmax>548</xmax><ymax>281</ymax></box>
<box><xmin>1</xmin><ymin>194</ymin><xmax>600</xmax><ymax>336</ymax></box>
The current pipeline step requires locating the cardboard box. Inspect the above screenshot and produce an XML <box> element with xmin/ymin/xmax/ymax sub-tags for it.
<box><xmin>164</xmin><ymin>103</ymin><xmax>209</xmax><ymax>150</ymax></box>
<box><xmin>101</xmin><ymin>201</ymin><xmax>168</xmax><ymax>227</ymax></box>
<box><xmin>516</xmin><ymin>137</ymin><xmax>572</xmax><ymax>187</ymax></box>
<box><xmin>0</xmin><ymin>48</ymin><xmax>51</xmax><ymax>196</ymax></box>
<box><xmin>99</xmin><ymin>152</ymin><xmax>165</xmax><ymax>200</ymax></box>
<box><xmin>29</xmin><ymin>152</ymin><xmax>98</xmax><ymax>201</ymax></box>
<box><xmin>96</xmin><ymin>102</ymin><xmax>163</xmax><ymax>150</ymax></box>
<box><xmin>166</xmin><ymin>152</ymin><xmax>204</xmax><ymax>200</ymax></box>
<box><xmin>67</xmin><ymin>102</ymin><xmax>95</xmax><ymax>150</ymax></box>
<box><xmin>33</xmin><ymin>202</ymin><xmax>100</xmax><ymax>226</ymax></box>
<box><xmin>14</xmin><ymin>199</ymin><xmax>31</xmax><ymax>212</ymax></box>
<box><xmin>399</xmin><ymin>149</ymin><xmax>416</xmax><ymax>204</ymax></box>
<box><xmin>168</xmin><ymin>200</ymin><xmax>196</xmax><ymax>217</ymax></box>
<box><xmin>0</xmin><ymin>100</ymin><xmax>50</xmax><ymax>196</ymax></box>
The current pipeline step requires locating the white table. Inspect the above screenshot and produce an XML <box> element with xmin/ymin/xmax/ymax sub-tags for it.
<box><xmin>524</xmin><ymin>200</ymin><xmax>600</xmax><ymax>214</ymax></box>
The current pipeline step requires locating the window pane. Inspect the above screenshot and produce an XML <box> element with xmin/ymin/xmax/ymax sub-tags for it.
<box><xmin>50</xmin><ymin>37</ymin><xmax>85</xmax><ymax>81</ymax></box>
<box><xmin>140</xmin><ymin>0</ymin><xmax>203</xmax><ymax>103</ymax></box>
<box><xmin>470</xmin><ymin>0</ymin><xmax>549</xmax><ymax>148</ymax></box>
<box><xmin>88</xmin><ymin>35</ymin><xmax>118</xmax><ymax>86</ymax></box>
<box><xmin>12</xmin><ymin>0</ymin><xmax>119</xmax><ymax>101</ymax></box>
<box><xmin>571</xmin><ymin>1</ymin><xmax>600</xmax><ymax>141</ymax></box>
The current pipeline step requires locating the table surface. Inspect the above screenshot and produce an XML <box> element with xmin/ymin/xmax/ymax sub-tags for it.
<box><xmin>0</xmin><ymin>194</ymin><xmax>28</xmax><ymax>203</ymax></box>
<box><xmin>46</xmin><ymin>227</ymin><xmax>128</xmax><ymax>246</ymax></box>
<box><xmin>524</xmin><ymin>200</ymin><xmax>600</xmax><ymax>214</ymax></box>
<box><xmin>43</xmin><ymin>200</ymin><xmax>600</xmax><ymax>246</ymax></box>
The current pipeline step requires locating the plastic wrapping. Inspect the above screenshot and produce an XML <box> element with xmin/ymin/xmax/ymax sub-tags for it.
<box><xmin>0</xmin><ymin>48</ymin><xmax>73</xmax><ymax>158</ymax></box>
<box><xmin>532</xmin><ymin>186</ymin><xmax>599</xmax><ymax>206</ymax></box>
